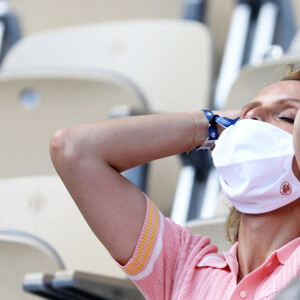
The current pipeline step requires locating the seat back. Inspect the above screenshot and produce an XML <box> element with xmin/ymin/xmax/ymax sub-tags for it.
<box><xmin>225</xmin><ymin>56</ymin><xmax>300</xmax><ymax>110</ymax></box>
<box><xmin>7</xmin><ymin>0</ymin><xmax>235</xmax><ymax>74</ymax></box>
<box><xmin>0</xmin><ymin>230</ymin><xmax>64</xmax><ymax>300</ymax></box>
<box><xmin>0</xmin><ymin>71</ymin><xmax>146</xmax><ymax>178</ymax></box>
<box><xmin>2</xmin><ymin>20</ymin><xmax>212</xmax><ymax>113</ymax></box>
<box><xmin>0</xmin><ymin>175</ymin><xmax>127</xmax><ymax>279</ymax></box>
<box><xmin>7</xmin><ymin>0</ymin><xmax>184</xmax><ymax>34</ymax></box>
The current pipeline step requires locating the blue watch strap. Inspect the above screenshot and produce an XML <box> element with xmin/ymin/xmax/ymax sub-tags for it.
<box><xmin>199</xmin><ymin>110</ymin><xmax>239</xmax><ymax>150</ymax></box>
<box><xmin>203</xmin><ymin>110</ymin><xmax>239</xmax><ymax>139</ymax></box>
<box><xmin>202</xmin><ymin>110</ymin><xmax>218</xmax><ymax>140</ymax></box>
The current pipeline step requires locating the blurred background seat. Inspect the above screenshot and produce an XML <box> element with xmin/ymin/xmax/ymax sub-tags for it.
<box><xmin>0</xmin><ymin>71</ymin><xmax>158</xmax><ymax>282</ymax></box>
<box><xmin>0</xmin><ymin>230</ymin><xmax>64</xmax><ymax>300</ymax></box>
<box><xmin>0</xmin><ymin>175</ymin><xmax>127</xmax><ymax>279</ymax></box>
<box><xmin>24</xmin><ymin>270</ymin><xmax>144</xmax><ymax>300</ymax></box>
<box><xmin>0</xmin><ymin>19</ymin><xmax>213</xmax><ymax>217</ymax></box>
<box><xmin>1</xmin><ymin>20</ymin><xmax>212</xmax><ymax>114</ymax></box>
<box><xmin>225</xmin><ymin>56</ymin><xmax>300</xmax><ymax>110</ymax></box>
<box><xmin>0</xmin><ymin>71</ymin><xmax>148</xmax><ymax>176</ymax></box>
<box><xmin>5</xmin><ymin>0</ymin><xmax>234</xmax><ymax>74</ymax></box>
<box><xmin>0</xmin><ymin>71</ymin><xmax>146</xmax><ymax>179</ymax></box>
<box><xmin>6</xmin><ymin>0</ymin><xmax>184</xmax><ymax>34</ymax></box>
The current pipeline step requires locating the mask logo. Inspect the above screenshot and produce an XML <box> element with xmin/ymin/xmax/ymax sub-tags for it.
<box><xmin>280</xmin><ymin>182</ymin><xmax>292</xmax><ymax>196</ymax></box>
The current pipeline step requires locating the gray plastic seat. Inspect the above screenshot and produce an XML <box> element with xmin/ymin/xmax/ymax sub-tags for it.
<box><xmin>225</xmin><ymin>56</ymin><xmax>300</xmax><ymax>110</ymax></box>
<box><xmin>7</xmin><ymin>0</ymin><xmax>183</xmax><ymax>34</ymax></box>
<box><xmin>2</xmin><ymin>20</ymin><xmax>212</xmax><ymax>114</ymax></box>
<box><xmin>0</xmin><ymin>230</ymin><xmax>64</xmax><ymax>300</ymax></box>
<box><xmin>0</xmin><ymin>71</ymin><xmax>146</xmax><ymax>179</ymax></box>
<box><xmin>0</xmin><ymin>175</ymin><xmax>129</xmax><ymax>279</ymax></box>
<box><xmin>24</xmin><ymin>271</ymin><xmax>144</xmax><ymax>300</ymax></box>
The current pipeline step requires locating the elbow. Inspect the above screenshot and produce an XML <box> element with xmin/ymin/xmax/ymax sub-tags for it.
<box><xmin>50</xmin><ymin>128</ymin><xmax>67</xmax><ymax>156</ymax></box>
<box><xmin>50</xmin><ymin>127</ymin><xmax>82</xmax><ymax>169</ymax></box>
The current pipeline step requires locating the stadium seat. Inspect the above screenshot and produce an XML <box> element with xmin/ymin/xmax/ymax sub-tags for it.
<box><xmin>0</xmin><ymin>175</ymin><xmax>127</xmax><ymax>279</ymax></box>
<box><xmin>225</xmin><ymin>56</ymin><xmax>300</xmax><ymax>110</ymax></box>
<box><xmin>0</xmin><ymin>230</ymin><xmax>64</xmax><ymax>300</ymax></box>
<box><xmin>7</xmin><ymin>0</ymin><xmax>183</xmax><ymax>34</ymax></box>
<box><xmin>0</xmin><ymin>71</ymin><xmax>147</xmax><ymax>179</ymax></box>
<box><xmin>1</xmin><ymin>19</ymin><xmax>213</xmax><ymax>217</ymax></box>
<box><xmin>24</xmin><ymin>271</ymin><xmax>144</xmax><ymax>299</ymax></box>
<box><xmin>6</xmin><ymin>0</ymin><xmax>235</xmax><ymax>75</ymax></box>
<box><xmin>0</xmin><ymin>70</ymin><xmax>177</xmax><ymax>214</ymax></box>
<box><xmin>2</xmin><ymin>20</ymin><xmax>212</xmax><ymax>113</ymax></box>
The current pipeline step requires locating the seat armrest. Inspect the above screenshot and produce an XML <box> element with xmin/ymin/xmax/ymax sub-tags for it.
<box><xmin>23</xmin><ymin>273</ymin><xmax>72</xmax><ymax>300</ymax></box>
<box><xmin>52</xmin><ymin>270</ymin><xmax>144</xmax><ymax>300</ymax></box>
<box><xmin>24</xmin><ymin>270</ymin><xmax>144</xmax><ymax>300</ymax></box>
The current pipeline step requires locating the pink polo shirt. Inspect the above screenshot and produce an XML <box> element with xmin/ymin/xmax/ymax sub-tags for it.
<box><xmin>119</xmin><ymin>195</ymin><xmax>300</xmax><ymax>299</ymax></box>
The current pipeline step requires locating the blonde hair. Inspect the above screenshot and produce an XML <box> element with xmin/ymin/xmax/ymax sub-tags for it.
<box><xmin>281</xmin><ymin>64</ymin><xmax>300</xmax><ymax>81</ymax></box>
<box><xmin>226</xmin><ymin>206</ymin><xmax>241</xmax><ymax>244</ymax></box>
<box><xmin>225</xmin><ymin>64</ymin><xmax>300</xmax><ymax>244</ymax></box>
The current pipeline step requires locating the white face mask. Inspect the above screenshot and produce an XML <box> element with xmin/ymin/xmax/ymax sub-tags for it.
<box><xmin>212</xmin><ymin>119</ymin><xmax>300</xmax><ymax>214</ymax></box>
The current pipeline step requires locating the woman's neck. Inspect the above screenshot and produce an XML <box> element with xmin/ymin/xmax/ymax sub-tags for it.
<box><xmin>237</xmin><ymin>200</ymin><xmax>300</xmax><ymax>279</ymax></box>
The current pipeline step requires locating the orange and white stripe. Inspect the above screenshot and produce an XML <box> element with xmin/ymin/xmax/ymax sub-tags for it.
<box><xmin>123</xmin><ymin>198</ymin><xmax>164</xmax><ymax>280</ymax></box>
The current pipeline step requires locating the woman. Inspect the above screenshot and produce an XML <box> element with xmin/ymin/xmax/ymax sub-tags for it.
<box><xmin>50</xmin><ymin>67</ymin><xmax>300</xmax><ymax>299</ymax></box>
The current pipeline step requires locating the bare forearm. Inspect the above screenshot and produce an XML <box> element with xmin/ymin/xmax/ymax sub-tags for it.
<box><xmin>51</xmin><ymin>110</ymin><xmax>240</xmax><ymax>172</ymax></box>
<box><xmin>84</xmin><ymin>112</ymin><xmax>206</xmax><ymax>172</ymax></box>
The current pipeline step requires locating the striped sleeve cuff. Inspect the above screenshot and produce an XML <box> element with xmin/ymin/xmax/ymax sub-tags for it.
<box><xmin>120</xmin><ymin>194</ymin><xmax>164</xmax><ymax>281</ymax></box>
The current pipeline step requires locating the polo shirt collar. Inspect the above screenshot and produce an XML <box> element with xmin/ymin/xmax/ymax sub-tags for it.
<box><xmin>275</xmin><ymin>236</ymin><xmax>300</xmax><ymax>265</ymax></box>
<box><xmin>196</xmin><ymin>252</ymin><xmax>228</xmax><ymax>269</ymax></box>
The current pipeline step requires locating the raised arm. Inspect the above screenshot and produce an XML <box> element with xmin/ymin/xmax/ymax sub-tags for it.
<box><xmin>50</xmin><ymin>110</ymin><xmax>239</xmax><ymax>265</ymax></box>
